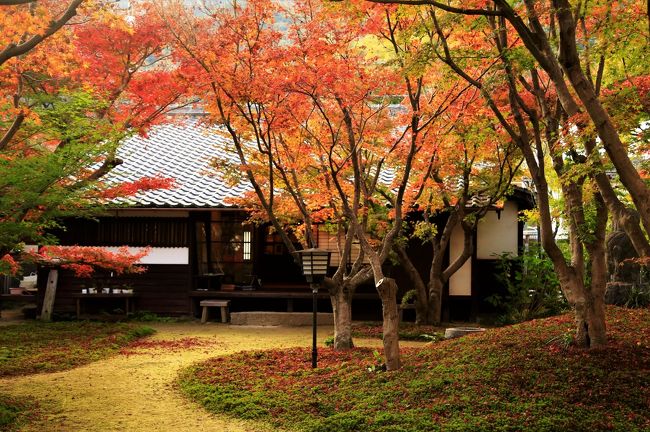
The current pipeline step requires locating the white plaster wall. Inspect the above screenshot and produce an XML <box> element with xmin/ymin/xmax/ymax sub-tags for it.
<box><xmin>448</xmin><ymin>224</ymin><xmax>472</xmax><ymax>296</ymax></box>
<box><xmin>476</xmin><ymin>201</ymin><xmax>518</xmax><ymax>259</ymax></box>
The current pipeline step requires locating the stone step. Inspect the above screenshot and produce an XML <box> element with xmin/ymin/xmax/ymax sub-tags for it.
<box><xmin>230</xmin><ymin>311</ymin><xmax>334</xmax><ymax>326</ymax></box>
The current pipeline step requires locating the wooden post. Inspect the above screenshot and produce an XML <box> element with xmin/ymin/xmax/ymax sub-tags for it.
<box><xmin>40</xmin><ymin>269</ymin><xmax>58</xmax><ymax>322</ymax></box>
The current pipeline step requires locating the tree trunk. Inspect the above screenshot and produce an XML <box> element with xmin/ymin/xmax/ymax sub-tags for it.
<box><xmin>427</xmin><ymin>277</ymin><xmax>444</xmax><ymax>325</ymax></box>
<box><xmin>573</xmin><ymin>253</ymin><xmax>607</xmax><ymax>347</ymax></box>
<box><xmin>394</xmin><ymin>244</ymin><xmax>429</xmax><ymax>324</ymax></box>
<box><xmin>329</xmin><ymin>284</ymin><xmax>354</xmax><ymax>349</ymax></box>
<box><xmin>40</xmin><ymin>269</ymin><xmax>58</xmax><ymax>322</ymax></box>
<box><xmin>585</xmin><ymin>295</ymin><xmax>607</xmax><ymax>347</ymax></box>
<box><xmin>377</xmin><ymin>277</ymin><xmax>401</xmax><ymax>371</ymax></box>
<box><xmin>582</xmin><ymin>193</ymin><xmax>609</xmax><ymax>348</ymax></box>
<box><xmin>575</xmin><ymin>296</ymin><xmax>607</xmax><ymax>348</ymax></box>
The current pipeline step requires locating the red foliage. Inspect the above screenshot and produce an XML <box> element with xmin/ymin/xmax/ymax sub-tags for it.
<box><xmin>0</xmin><ymin>254</ymin><xmax>19</xmax><ymax>276</ymax></box>
<box><xmin>72</xmin><ymin>3</ymin><xmax>190</xmax><ymax>133</ymax></box>
<box><xmin>27</xmin><ymin>245</ymin><xmax>149</xmax><ymax>277</ymax></box>
<box><xmin>119</xmin><ymin>337</ymin><xmax>220</xmax><ymax>356</ymax></box>
<box><xmin>99</xmin><ymin>176</ymin><xmax>175</xmax><ymax>200</ymax></box>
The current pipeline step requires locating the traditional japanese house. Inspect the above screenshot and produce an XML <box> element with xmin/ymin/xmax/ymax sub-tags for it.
<box><xmin>38</xmin><ymin>118</ymin><xmax>534</xmax><ymax>321</ymax></box>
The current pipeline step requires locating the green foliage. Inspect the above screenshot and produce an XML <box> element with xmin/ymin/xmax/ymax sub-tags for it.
<box><xmin>487</xmin><ymin>245</ymin><xmax>568</xmax><ymax>325</ymax></box>
<box><xmin>0</xmin><ymin>90</ymin><xmax>127</xmax><ymax>256</ymax></box>
<box><xmin>625</xmin><ymin>267</ymin><xmax>650</xmax><ymax>308</ymax></box>
<box><xmin>324</xmin><ymin>336</ymin><xmax>335</xmax><ymax>347</ymax></box>
<box><xmin>412</xmin><ymin>221</ymin><xmax>437</xmax><ymax>243</ymax></box>
<box><xmin>347</xmin><ymin>321</ymin><xmax>445</xmax><ymax>342</ymax></box>
<box><xmin>0</xmin><ymin>401</ymin><xmax>18</xmax><ymax>430</ymax></box>
<box><xmin>125</xmin><ymin>326</ymin><xmax>156</xmax><ymax>339</ymax></box>
<box><xmin>400</xmin><ymin>289</ymin><xmax>417</xmax><ymax>306</ymax></box>
<box><xmin>546</xmin><ymin>330</ymin><xmax>574</xmax><ymax>352</ymax></box>
<box><xmin>306</xmin><ymin>412</ymin><xmax>366</xmax><ymax>432</ymax></box>
<box><xmin>418</xmin><ymin>333</ymin><xmax>445</xmax><ymax>343</ymax></box>
<box><xmin>366</xmin><ymin>350</ymin><xmax>386</xmax><ymax>373</ymax></box>
<box><xmin>178</xmin><ymin>307</ymin><xmax>650</xmax><ymax>432</ymax></box>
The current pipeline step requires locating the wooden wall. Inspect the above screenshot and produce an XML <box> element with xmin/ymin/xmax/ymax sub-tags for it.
<box><xmin>38</xmin><ymin>265</ymin><xmax>192</xmax><ymax>316</ymax></box>
<box><xmin>53</xmin><ymin>217</ymin><xmax>189</xmax><ymax>247</ymax></box>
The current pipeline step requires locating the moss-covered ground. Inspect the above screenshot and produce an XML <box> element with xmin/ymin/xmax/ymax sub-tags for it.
<box><xmin>179</xmin><ymin>306</ymin><xmax>650</xmax><ymax>432</ymax></box>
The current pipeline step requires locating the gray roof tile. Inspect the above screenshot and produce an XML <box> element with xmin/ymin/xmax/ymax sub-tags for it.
<box><xmin>107</xmin><ymin>119</ymin><xmax>251</xmax><ymax>208</ymax></box>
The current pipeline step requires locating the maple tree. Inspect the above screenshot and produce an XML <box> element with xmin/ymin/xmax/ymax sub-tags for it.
<box><xmin>161</xmin><ymin>0</ymin><xmax>511</xmax><ymax>369</ymax></box>
<box><xmin>285</xmin><ymin>1</ymin><xmax>411</xmax><ymax>369</ymax></box>
<box><xmin>0</xmin><ymin>0</ymin><xmax>84</xmax><ymax>68</ymax></box>
<box><xmin>27</xmin><ymin>245</ymin><xmax>149</xmax><ymax>278</ymax></box>
<box><xmin>156</xmin><ymin>0</ymin><xmax>370</xmax><ymax>350</ymax></box>
<box><xmin>0</xmin><ymin>1</ymin><xmax>184</xmax><ymax>273</ymax></box>
<box><xmin>365</xmin><ymin>1</ymin><xmax>650</xmax><ymax>249</ymax></box>
<box><xmin>367</xmin><ymin>5</ymin><xmax>523</xmax><ymax>325</ymax></box>
<box><xmin>159</xmin><ymin>0</ymin><xmax>405</xmax><ymax>362</ymax></box>
<box><xmin>392</xmin><ymin>1</ymin><xmax>649</xmax><ymax>347</ymax></box>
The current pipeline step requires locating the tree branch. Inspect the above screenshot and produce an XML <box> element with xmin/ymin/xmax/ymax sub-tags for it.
<box><xmin>362</xmin><ymin>0</ymin><xmax>504</xmax><ymax>16</ymax></box>
<box><xmin>85</xmin><ymin>157</ymin><xmax>123</xmax><ymax>182</ymax></box>
<box><xmin>0</xmin><ymin>0</ymin><xmax>36</xmax><ymax>4</ymax></box>
<box><xmin>0</xmin><ymin>0</ymin><xmax>84</xmax><ymax>66</ymax></box>
<box><xmin>0</xmin><ymin>112</ymin><xmax>25</xmax><ymax>150</ymax></box>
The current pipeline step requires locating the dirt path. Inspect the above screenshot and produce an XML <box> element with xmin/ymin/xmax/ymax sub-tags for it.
<box><xmin>0</xmin><ymin>323</ymin><xmax>424</xmax><ymax>432</ymax></box>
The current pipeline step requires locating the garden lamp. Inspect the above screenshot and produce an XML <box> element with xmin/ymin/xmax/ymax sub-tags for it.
<box><xmin>294</xmin><ymin>248</ymin><xmax>331</xmax><ymax>368</ymax></box>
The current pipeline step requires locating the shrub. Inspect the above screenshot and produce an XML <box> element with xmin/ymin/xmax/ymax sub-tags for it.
<box><xmin>625</xmin><ymin>267</ymin><xmax>650</xmax><ymax>308</ymax></box>
<box><xmin>488</xmin><ymin>244</ymin><xmax>568</xmax><ymax>324</ymax></box>
<box><xmin>125</xmin><ymin>326</ymin><xmax>156</xmax><ymax>340</ymax></box>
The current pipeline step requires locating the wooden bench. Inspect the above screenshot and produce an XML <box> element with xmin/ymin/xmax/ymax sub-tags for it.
<box><xmin>200</xmin><ymin>300</ymin><xmax>231</xmax><ymax>323</ymax></box>
<box><xmin>72</xmin><ymin>293</ymin><xmax>137</xmax><ymax>319</ymax></box>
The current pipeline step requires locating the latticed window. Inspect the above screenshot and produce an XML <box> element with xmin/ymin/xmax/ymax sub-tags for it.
<box><xmin>194</xmin><ymin>211</ymin><xmax>253</xmax><ymax>284</ymax></box>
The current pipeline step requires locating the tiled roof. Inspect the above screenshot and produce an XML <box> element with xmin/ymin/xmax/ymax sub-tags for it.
<box><xmin>105</xmin><ymin>118</ymin><xmax>535</xmax><ymax>210</ymax></box>
<box><xmin>107</xmin><ymin>119</ymin><xmax>251</xmax><ymax>208</ymax></box>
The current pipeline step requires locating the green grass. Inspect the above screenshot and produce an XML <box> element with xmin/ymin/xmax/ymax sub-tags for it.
<box><xmin>0</xmin><ymin>321</ymin><xmax>155</xmax><ymax>377</ymax></box>
<box><xmin>178</xmin><ymin>306</ymin><xmax>650</xmax><ymax>431</ymax></box>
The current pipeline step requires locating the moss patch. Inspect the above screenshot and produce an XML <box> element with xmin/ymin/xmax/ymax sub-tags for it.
<box><xmin>0</xmin><ymin>394</ymin><xmax>37</xmax><ymax>432</ymax></box>
<box><xmin>179</xmin><ymin>307</ymin><xmax>650</xmax><ymax>431</ymax></box>
<box><xmin>0</xmin><ymin>321</ymin><xmax>155</xmax><ymax>377</ymax></box>
<box><xmin>350</xmin><ymin>322</ymin><xmax>445</xmax><ymax>342</ymax></box>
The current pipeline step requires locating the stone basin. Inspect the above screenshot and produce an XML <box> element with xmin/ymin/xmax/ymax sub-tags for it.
<box><xmin>444</xmin><ymin>327</ymin><xmax>486</xmax><ymax>339</ymax></box>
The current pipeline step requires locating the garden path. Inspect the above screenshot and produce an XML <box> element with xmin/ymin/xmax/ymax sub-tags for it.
<box><xmin>0</xmin><ymin>322</ymin><xmax>422</xmax><ymax>431</ymax></box>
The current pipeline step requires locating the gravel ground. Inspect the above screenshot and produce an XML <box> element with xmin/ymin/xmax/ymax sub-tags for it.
<box><xmin>0</xmin><ymin>321</ymin><xmax>424</xmax><ymax>432</ymax></box>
